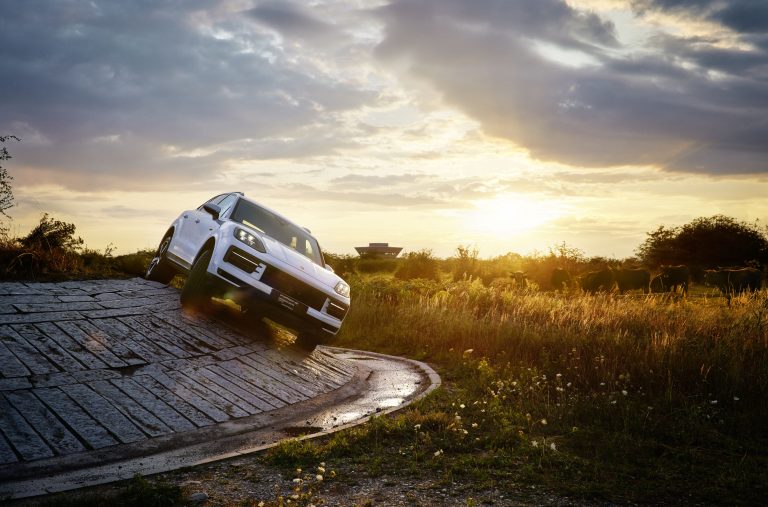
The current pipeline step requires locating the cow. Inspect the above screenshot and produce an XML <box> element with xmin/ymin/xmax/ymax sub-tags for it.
<box><xmin>613</xmin><ymin>268</ymin><xmax>651</xmax><ymax>294</ymax></box>
<box><xmin>650</xmin><ymin>274</ymin><xmax>666</xmax><ymax>293</ymax></box>
<box><xmin>659</xmin><ymin>265</ymin><xmax>690</xmax><ymax>295</ymax></box>
<box><xmin>580</xmin><ymin>269</ymin><xmax>615</xmax><ymax>294</ymax></box>
<box><xmin>704</xmin><ymin>268</ymin><xmax>762</xmax><ymax>305</ymax></box>
<box><xmin>550</xmin><ymin>268</ymin><xmax>571</xmax><ymax>291</ymax></box>
<box><xmin>510</xmin><ymin>271</ymin><xmax>528</xmax><ymax>288</ymax></box>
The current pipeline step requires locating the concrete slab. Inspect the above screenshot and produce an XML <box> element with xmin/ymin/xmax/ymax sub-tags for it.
<box><xmin>0</xmin><ymin>278</ymin><xmax>440</xmax><ymax>500</ymax></box>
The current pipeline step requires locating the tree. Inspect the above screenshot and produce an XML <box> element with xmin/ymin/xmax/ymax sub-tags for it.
<box><xmin>0</xmin><ymin>135</ymin><xmax>19</xmax><ymax>218</ymax></box>
<box><xmin>636</xmin><ymin>215</ymin><xmax>768</xmax><ymax>268</ymax></box>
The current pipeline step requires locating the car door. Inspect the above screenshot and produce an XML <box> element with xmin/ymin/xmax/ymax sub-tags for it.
<box><xmin>172</xmin><ymin>194</ymin><xmax>226</xmax><ymax>266</ymax></box>
<box><xmin>186</xmin><ymin>193</ymin><xmax>239</xmax><ymax>263</ymax></box>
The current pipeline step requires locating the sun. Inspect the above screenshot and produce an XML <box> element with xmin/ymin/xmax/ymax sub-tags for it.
<box><xmin>464</xmin><ymin>194</ymin><xmax>567</xmax><ymax>236</ymax></box>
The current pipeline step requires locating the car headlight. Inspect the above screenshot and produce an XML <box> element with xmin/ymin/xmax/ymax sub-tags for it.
<box><xmin>234</xmin><ymin>227</ymin><xmax>266</xmax><ymax>252</ymax></box>
<box><xmin>334</xmin><ymin>281</ymin><xmax>350</xmax><ymax>298</ymax></box>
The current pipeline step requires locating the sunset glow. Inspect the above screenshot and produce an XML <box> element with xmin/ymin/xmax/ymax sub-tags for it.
<box><xmin>465</xmin><ymin>195</ymin><xmax>568</xmax><ymax>236</ymax></box>
<box><xmin>1</xmin><ymin>0</ymin><xmax>766</xmax><ymax>258</ymax></box>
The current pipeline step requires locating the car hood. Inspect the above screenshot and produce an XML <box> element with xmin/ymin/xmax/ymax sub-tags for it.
<box><xmin>260</xmin><ymin>235</ymin><xmax>341</xmax><ymax>288</ymax></box>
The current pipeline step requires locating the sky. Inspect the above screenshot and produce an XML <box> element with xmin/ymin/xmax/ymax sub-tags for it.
<box><xmin>1</xmin><ymin>0</ymin><xmax>767</xmax><ymax>259</ymax></box>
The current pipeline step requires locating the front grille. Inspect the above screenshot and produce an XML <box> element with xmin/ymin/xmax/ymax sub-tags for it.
<box><xmin>224</xmin><ymin>246</ymin><xmax>259</xmax><ymax>273</ymax></box>
<box><xmin>327</xmin><ymin>300</ymin><xmax>348</xmax><ymax>320</ymax></box>
<box><xmin>259</xmin><ymin>265</ymin><xmax>328</xmax><ymax>310</ymax></box>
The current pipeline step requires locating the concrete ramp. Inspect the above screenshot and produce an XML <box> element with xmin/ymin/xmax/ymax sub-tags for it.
<box><xmin>0</xmin><ymin>278</ymin><xmax>439</xmax><ymax>499</ymax></box>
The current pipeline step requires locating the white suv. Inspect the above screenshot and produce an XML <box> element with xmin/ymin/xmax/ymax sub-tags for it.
<box><xmin>145</xmin><ymin>192</ymin><xmax>350</xmax><ymax>349</ymax></box>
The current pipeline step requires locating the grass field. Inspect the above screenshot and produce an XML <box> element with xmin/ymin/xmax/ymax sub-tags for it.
<box><xmin>265</xmin><ymin>275</ymin><xmax>768</xmax><ymax>505</ymax></box>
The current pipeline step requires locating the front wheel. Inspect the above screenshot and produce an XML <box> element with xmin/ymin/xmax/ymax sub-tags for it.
<box><xmin>181</xmin><ymin>249</ymin><xmax>213</xmax><ymax>310</ymax></box>
<box><xmin>145</xmin><ymin>234</ymin><xmax>176</xmax><ymax>284</ymax></box>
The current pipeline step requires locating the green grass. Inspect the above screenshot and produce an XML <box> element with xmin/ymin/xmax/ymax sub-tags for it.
<box><xmin>265</xmin><ymin>276</ymin><xmax>768</xmax><ymax>505</ymax></box>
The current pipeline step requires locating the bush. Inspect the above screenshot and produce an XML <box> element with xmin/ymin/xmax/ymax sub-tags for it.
<box><xmin>450</xmin><ymin>245</ymin><xmax>480</xmax><ymax>281</ymax></box>
<box><xmin>20</xmin><ymin>213</ymin><xmax>84</xmax><ymax>251</ymax></box>
<box><xmin>323</xmin><ymin>252</ymin><xmax>358</xmax><ymax>278</ymax></box>
<box><xmin>357</xmin><ymin>257</ymin><xmax>399</xmax><ymax>274</ymax></box>
<box><xmin>394</xmin><ymin>249</ymin><xmax>440</xmax><ymax>281</ymax></box>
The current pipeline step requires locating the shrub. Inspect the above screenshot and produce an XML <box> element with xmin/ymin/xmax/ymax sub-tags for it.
<box><xmin>451</xmin><ymin>245</ymin><xmax>480</xmax><ymax>281</ymax></box>
<box><xmin>357</xmin><ymin>257</ymin><xmax>399</xmax><ymax>274</ymax></box>
<box><xmin>394</xmin><ymin>249</ymin><xmax>440</xmax><ymax>281</ymax></box>
<box><xmin>20</xmin><ymin>213</ymin><xmax>84</xmax><ymax>251</ymax></box>
<box><xmin>323</xmin><ymin>252</ymin><xmax>358</xmax><ymax>278</ymax></box>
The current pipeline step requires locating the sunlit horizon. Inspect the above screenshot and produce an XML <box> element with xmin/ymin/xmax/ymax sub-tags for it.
<box><xmin>2</xmin><ymin>0</ymin><xmax>766</xmax><ymax>260</ymax></box>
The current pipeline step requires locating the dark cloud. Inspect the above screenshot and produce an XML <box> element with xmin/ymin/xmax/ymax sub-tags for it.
<box><xmin>375</xmin><ymin>0</ymin><xmax>768</xmax><ymax>174</ymax></box>
<box><xmin>716</xmin><ymin>1</ymin><xmax>768</xmax><ymax>33</ymax></box>
<box><xmin>246</xmin><ymin>2</ymin><xmax>335</xmax><ymax>41</ymax></box>
<box><xmin>0</xmin><ymin>0</ymin><xmax>373</xmax><ymax>190</ymax></box>
<box><xmin>632</xmin><ymin>0</ymin><xmax>768</xmax><ymax>34</ymax></box>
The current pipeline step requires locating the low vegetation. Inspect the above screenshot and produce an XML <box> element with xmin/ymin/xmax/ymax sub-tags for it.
<box><xmin>267</xmin><ymin>275</ymin><xmax>768</xmax><ymax>504</ymax></box>
<box><xmin>0</xmin><ymin>214</ymin><xmax>153</xmax><ymax>281</ymax></box>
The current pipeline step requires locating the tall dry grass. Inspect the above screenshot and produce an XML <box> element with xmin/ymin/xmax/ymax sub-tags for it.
<box><xmin>272</xmin><ymin>276</ymin><xmax>768</xmax><ymax>503</ymax></box>
<box><xmin>336</xmin><ymin>277</ymin><xmax>768</xmax><ymax>435</ymax></box>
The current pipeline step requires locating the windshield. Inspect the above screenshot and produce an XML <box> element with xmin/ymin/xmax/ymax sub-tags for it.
<box><xmin>230</xmin><ymin>199</ymin><xmax>322</xmax><ymax>265</ymax></box>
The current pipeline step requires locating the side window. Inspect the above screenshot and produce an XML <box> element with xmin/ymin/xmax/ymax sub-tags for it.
<box><xmin>199</xmin><ymin>194</ymin><xmax>226</xmax><ymax>209</ymax></box>
<box><xmin>217</xmin><ymin>194</ymin><xmax>238</xmax><ymax>216</ymax></box>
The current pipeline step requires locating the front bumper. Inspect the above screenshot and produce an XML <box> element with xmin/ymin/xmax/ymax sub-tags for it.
<box><xmin>206</xmin><ymin>239</ymin><xmax>348</xmax><ymax>337</ymax></box>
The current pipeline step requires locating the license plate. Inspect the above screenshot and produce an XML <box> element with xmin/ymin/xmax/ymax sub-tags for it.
<box><xmin>277</xmin><ymin>293</ymin><xmax>298</xmax><ymax>310</ymax></box>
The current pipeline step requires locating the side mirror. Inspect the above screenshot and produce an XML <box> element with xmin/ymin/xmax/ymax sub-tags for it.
<box><xmin>325</xmin><ymin>264</ymin><xmax>335</xmax><ymax>273</ymax></box>
<box><xmin>202</xmin><ymin>203</ymin><xmax>221</xmax><ymax>220</ymax></box>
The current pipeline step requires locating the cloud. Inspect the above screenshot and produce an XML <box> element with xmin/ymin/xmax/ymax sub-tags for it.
<box><xmin>0</xmin><ymin>0</ymin><xmax>374</xmax><ymax>190</ymax></box>
<box><xmin>283</xmin><ymin>183</ymin><xmax>457</xmax><ymax>208</ymax></box>
<box><xmin>633</xmin><ymin>0</ymin><xmax>768</xmax><ymax>34</ymax></box>
<box><xmin>245</xmin><ymin>2</ymin><xmax>335</xmax><ymax>42</ymax></box>
<box><xmin>329</xmin><ymin>173</ymin><xmax>428</xmax><ymax>189</ymax></box>
<box><xmin>374</xmin><ymin>0</ymin><xmax>768</xmax><ymax>174</ymax></box>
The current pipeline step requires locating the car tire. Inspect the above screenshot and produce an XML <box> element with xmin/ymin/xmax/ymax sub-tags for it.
<box><xmin>145</xmin><ymin>234</ymin><xmax>176</xmax><ymax>284</ymax></box>
<box><xmin>181</xmin><ymin>248</ymin><xmax>213</xmax><ymax>310</ymax></box>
